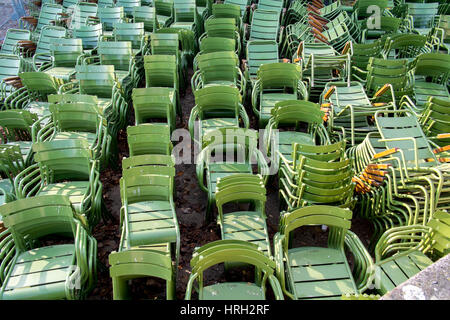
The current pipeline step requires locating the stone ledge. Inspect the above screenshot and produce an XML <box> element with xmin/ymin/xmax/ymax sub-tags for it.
<box><xmin>380</xmin><ymin>254</ymin><xmax>450</xmax><ymax>300</ymax></box>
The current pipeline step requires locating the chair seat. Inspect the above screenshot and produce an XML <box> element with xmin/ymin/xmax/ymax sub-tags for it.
<box><xmin>376</xmin><ymin>250</ymin><xmax>433</xmax><ymax>294</ymax></box>
<box><xmin>53</xmin><ymin>132</ymin><xmax>97</xmax><ymax>146</ymax></box>
<box><xmin>44</xmin><ymin>67</ymin><xmax>76</xmax><ymax>81</ymax></box>
<box><xmin>260</xmin><ymin>93</ymin><xmax>297</xmax><ymax>124</ymax></box>
<box><xmin>287</xmin><ymin>246</ymin><xmax>357</xmax><ymax>299</ymax></box>
<box><xmin>201</xmin><ymin>118</ymin><xmax>239</xmax><ymax>135</ymax></box>
<box><xmin>97</xmin><ymin>98</ymin><xmax>112</xmax><ymax>115</ymax></box>
<box><xmin>201</xmin><ymin>282</ymin><xmax>265</xmax><ymax>300</ymax></box>
<box><xmin>38</xmin><ymin>181</ymin><xmax>90</xmax><ymax>213</ymax></box>
<box><xmin>126</xmin><ymin>200</ymin><xmax>178</xmax><ymax>247</ymax></box>
<box><xmin>279</xmin><ymin>131</ymin><xmax>314</xmax><ymax>147</ymax></box>
<box><xmin>1</xmin><ymin>244</ymin><xmax>75</xmax><ymax>300</ymax></box>
<box><xmin>208</xmin><ymin>163</ymin><xmax>253</xmax><ymax>195</ymax></box>
<box><xmin>222</xmin><ymin>211</ymin><xmax>269</xmax><ymax>254</ymax></box>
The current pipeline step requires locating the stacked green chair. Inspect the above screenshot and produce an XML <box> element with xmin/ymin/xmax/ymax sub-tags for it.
<box><xmin>264</xmin><ymin>100</ymin><xmax>330</xmax><ymax>163</ymax></box>
<box><xmin>0</xmin><ymin>110</ymin><xmax>37</xmax><ymax>171</ymax></box>
<box><xmin>279</xmin><ymin>142</ymin><xmax>356</xmax><ymax>210</ymax></box>
<box><xmin>418</xmin><ymin>97</ymin><xmax>450</xmax><ymax>149</ymax></box>
<box><xmin>0</xmin><ymin>177</ymin><xmax>15</xmax><ymax>206</ymax></box>
<box><xmin>119</xmin><ymin>154</ymin><xmax>180</xmax><ymax>271</ymax></box>
<box><xmin>373</xmin><ymin>210</ymin><xmax>449</xmax><ymax>294</ymax></box>
<box><xmin>127</xmin><ymin>124</ymin><xmax>173</xmax><ymax>156</ymax></box>
<box><xmin>210</xmin><ymin>3</ymin><xmax>243</xmax><ymax>36</ymax></box>
<box><xmin>132</xmin><ymin>87</ymin><xmax>177</xmax><ymax>132</ymax></box>
<box><xmin>19</xmin><ymin>3</ymin><xmax>64</xmax><ymax>36</ymax></box>
<box><xmin>196</xmin><ymin>128</ymin><xmax>269</xmax><ymax>221</ymax></box>
<box><xmin>355</xmin><ymin>57</ymin><xmax>414</xmax><ymax>104</ymax></box>
<box><xmin>64</xmin><ymin>2</ymin><xmax>98</xmax><ymax>33</ymax></box>
<box><xmin>185</xmin><ymin>240</ymin><xmax>284</xmax><ymax>300</ymax></box>
<box><xmin>215</xmin><ymin>174</ymin><xmax>271</xmax><ymax>257</ymax></box>
<box><xmin>109</xmin><ymin>248</ymin><xmax>176</xmax><ymax>299</ymax></box>
<box><xmin>191</xmin><ymin>51</ymin><xmax>245</xmax><ymax>97</ymax></box>
<box><xmin>133</xmin><ymin>5</ymin><xmax>159</xmax><ymax>33</ymax></box>
<box><xmin>0</xmin><ymin>29</ymin><xmax>31</xmax><ymax>56</ymax></box>
<box><xmin>154</xmin><ymin>0</ymin><xmax>175</xmax><ymax>27</ymax></box>
<box><xmin>34</xmin><ymin>96</ymin><xmax>111</xmax><ymax>167</ymax></box>
<box><xmin>0</xmin><ymin>195</ymin><xmax>97</xmax><ymax>300</ymax></box>
<box><xmin>243</xmin><ymin>40</ymin><xmax>279</xmax><ymax>91</ymax></box>
<box><xmin>5</xmin><ymin>71</ymin><xmax>64</xmax><ymax>122</ymax></box>
<box><xmin>116</xmin><ymin>0</ymin><xmax>141</xmax><ymax>17</ymax></box>
<box><xmin>360</xmin><ymin>16</ymin><xmax>405</xmax><ymax>43</ymax></box>
<box><xmin>68</xmin><ymin>64</ymin><xmax>128</xmax><ymax>137</ymax></box>
<box><xmin>62</xmin><ymin>0</ymin><xmax>81</xmax><ymax>8</ymax></box>
<box><xmin>0</xmin><ymin>54</ymin><xmax>23</xmax><ymax>106</ymax></box>
<box><xmin>169</xmin><ymin>0</ymin><xmax>201</xmax><ymax>39</ymax></box>
<box><xmin>189</xmin><ymin>86</ymin><xmax>249</xmax><ymax>146</ymax></box>
<box><xmin>39</xmin><ymin>38</ymin><xmax>83</xmax><ymax>81</ymax></box>
<box><xmin>97</xmin><ymin>6</ymin><xmax>125</xmax><ymax>36</ymax></box>
<box><xmin>193</xmin><ymin>37</ymin><xmax>236</xmax><ymax>70</ymax></box>
<box><xmin>401</xmin><ymin>52</ymin><xmax>450</xmax><ymax>114</ymax></box>
<box><xmin>224</xmin><ymin>0</ymin><xmax>250</xmax><ymax>22</ymax></box>
<box><xmin>16</xmin><ymin>25</ymin><xmax>67</xmax><ymax>72</ymax></box>
<box><xmin>98</xmin><ymin>0</ymin><xmax>115</xmax><ymax>7</ymax></box>
<box><xmin>405</xmin><ymin>2</ymin><xmax>440</xmax><ymax>35</ymax></box>
<box><xmin>85</xmin><ymin>40</ymin><xmax>139</xmax><ymax>98</ymax></box>
<box><xmin>196</xmin><ymin>0</ymin><xmax>212</xmax><ymax>21</ymax></box>
<box><xmin>13</xmin><ymin>139</ymin><xmax>104</xmax><ymax>227</ymax></box>
<box><xmin>274</xmin><ymin>205</ymin><xmax>374</xmax><ymax>300</ymax></box>
<box><xmin>149</xmin><ymin>33</ymin><xmax>187</xmax><ymax>90</ymax></box>
<box><xmin>143</xmin><ymin>54</ymin><xmax>180</xmax><ymax>116</ymax></box>
<box><xmin>251</xmin><ymin>62</ymin><xmax>308</xmax><ymax>127</ymax></box>
<box><xmin>198</xmin><ymin>17</ymin><xmax>241</xmax><ymax>54</ymax></box>
<box><xmin>344</xmin><ymin>40</ymin><xmax>383</xmax><ymax>80</ymax></box>
<box><xmin>320</xmin><ymin>81</ymin><xmax>396</xmax><ymax>146</ymax></box>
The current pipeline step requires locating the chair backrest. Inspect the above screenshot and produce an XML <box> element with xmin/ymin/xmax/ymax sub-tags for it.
<box><xmin>0</xmin><ymin>54</ymin><xmax>21</xmax><ymax>83</ymax></box>
<box><xmin>257</xmin><ymin>0</ymin><xmax>283</xmax><ymax>14</ymax></box>
<box><xmin>199</xmin><ymin>36</ymin><xmax>236</xmax><ymax>53</ymax></box>
<box><xmin>150</xmin><ymin>32</ymin><xmax>180</xmax><ymax>55</ymax></box>
<box><xmin>173</xmin><ymin>0</ymin><xmax>197</xmax><ymax>23</ymax></box>
<box><xmin>63</xmin><ymin>0</ymin><xmax>81</xmax><ymax>8</ymax></box>
<box><xmin>127</xmin><ymin>124</ymin><xmax>172</xmax><ymax>156</ymax></box>
<box><xmin>121</xmin><ymin>172</ymin><xmax>172</xmax><ymax>204</ymax></box>
<box><xmin>35</xmin><ymin>26</ymin><xmax>67</xmax><ymax>62</ymax></box>
<box><xmin>197</xmin><ymin>51</ymin><xmax>239</xmax><ymax>83</ymax></box>
<box><xmin>246</xmin><ymin>40</ymin><xmax>279</xmax><ymax>80</ymax></box>
<box><xmin>32</xmin><ymin>139</ymin><xmax>93</xmax><ymax>181</ymax></box>
<box><xmin>0</xmin><ymin>110</ymin><xmax>36</xmax><ymax>141</ymax></box>
<box><xmin>350</xmin><ymin>40</ymin><xmax>383</xmax><ymax>70</ymax></box>
<box><xmin>204</xmin><ymin>18</ymin><xmax>237</xmax><ymax>39</ymax></box>
<box><xmin>133</xmin><ymin>5</ymin><xmax>157</xmax><ymax>32</ymax></box>
<box><xmin>20</xmin><ymin>72</ymin><xmax>62</xmax><ymax>96</ymax></box>
<box><xmin>355</xmin><ymin>0</ymin><xmax>388</xmax><ymax>19</ymax></box>
<box><xmin>70</xmin><ymin>2</ymin><xmax>98</xmax><ymax>29</ymax></box>
<box><xmin>143</xmin><ymin>54</ymin><xmax>178</xmax><ymax>88</ymax></box>
<box><xmin>113</xmin><ymin>22</ymin><xmax>145</xmax><ymax>50</ymax></box>
<box><xmin>406</xmin><ymin>2</ymin><xmax>439</xmax><ymax>28</ymax></box>
<box><xmin>211</xmin><ymin>3</ymin><xmax>241</xmax><ymax>24</ymax></box>
<box><xmin>291</xmin><ymin>140</ymin><xmax>346</xmax><ymax>163</ymax></box>
<box><xmin>194</xmin><ymin>85</ymin><xmax>241</xmax><ymax>117</ymax></box>
<box><xmin>1</xmin><ymin>195</ymin><xmax>76</xmax><ymax>252</ymax></box>
<box><xmin>73</xmin><ymin>23</ymin><xmax>103</xmax><ymax>50</ymax></box>
<box><xmin>249</xmin><ymin>9</ymin><xmax>280</xmax><ymax>42</ymax></box>
<box><xmin>98</xmin><ymin>6</ymin><xmax>125</xmax><ymax>31</ymax></box>
<box><xmin>0</xmin><ymin>29</ymin><xmax>31</xmax><ymax>55</ymax></box>
<box><xmin>116</xmin><ymin>0</ymin><xmax>142</xmax><ymax>16</ymax></box>
<box><xmin>366</xmin><ymin>57</ymin><xmax>409</xmax><ymax>94</ymax></box>
<box><xmin>98</xmin><ymin>41</ymin><xmax>133</xmax><ymax>71</ymax></box>
<box><xmin>36</xmin><ymin>3</ymin><xmax>64</xmax><ymax>32</ymax></box>
<box><xmin>76</xmin><ymin>64</ymin><xmax>117</xmax><ymax>98</ymax></box>
<box><xmin>154</xmin><ymin>0</ymin><xmax>174</xmax><ymax>18</ymax></box>
<box><xmin>387</xmin><ymin>33</ymin><xmax>429</xmax><ymax>58</ymax></box>
<box><xmin>270</xmin><ymin>100</ymin><xmax>324</xmax><ymax>127</ymax></box>
<box><xmin>257</xmin><ymin>62</ymin><xmax>301</xmax><ymax>90</ymax></box>
<box><xmin>50</xmin><ymin>38</ymin><xmax>83</xmax><ymax>67</ymax></box>
<box><xmin>324</xmin><ymin>81</ymin><xmax>371</xmax><ymax>108</ymax></box>
<box><xmin>413</xmin><ymin>52</ymin><xmax>450</xmax><ymax>83</ymax></box>
<box><xmin>98</xmin><ymin>0</ymin><xmax>115</xmax><ymax>7</ymax></box>
<box><xmin>49</xmin><ymin>101</ymin><xmax>100</xmax><ymax>133</ymax></box>
<box><xmin>224</xmin><ymin>0</ymin><xmax>250</xmax><ymax>16</ymax></box>
<box><xmin>279</xmin><ymin>205</ymin><xmax>352</xmax><ymax>251</ymax></box>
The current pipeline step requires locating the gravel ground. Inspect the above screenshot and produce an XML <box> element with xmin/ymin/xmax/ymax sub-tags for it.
<box><xmin>1</xmin><ymin>1</ymin><xmax>374</xmax><ymax>300</ymax></box>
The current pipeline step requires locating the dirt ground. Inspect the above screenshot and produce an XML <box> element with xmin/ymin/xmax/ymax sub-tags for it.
<box><xmin>0</xmin><ymin>1</ymin><xmax>374</xmax><ymax>300</ymax></box>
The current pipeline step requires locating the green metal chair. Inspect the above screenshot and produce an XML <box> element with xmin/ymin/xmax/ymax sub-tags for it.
<box><xmin>133</xmin><ymin>5</ymin><xmax>159</xmax><ymax>33</ymax></box>
<box><xmin>196</xmin><ymin>128</ymin><xmax>269</xmax><ymax>222</ymax></box>
<box><xmin>169</xmin><ymin>0</ymin><xmax>201</xmax><ymax>39</ymax></box>
<box><xmin>132</xmin><ymin>87</ymin><xmax>177</xmax><ymax>132</ymax></box>
<box><xmin>19</xmin><ymin>3</ymin><xmax>64</xmax><ymax>36</ymax></box>
<box><xmin>0</xmin><ymin>54</ymin><xmax>23</xmax><ymax>106</ymax></box>
<box><xmin>191</xmin><ymin>51</ymin><xmax>245</xmax><ymax>97</ymax></box>
<box><xmin>185</xmin><ymin>240</ymin><xmax>284</xmax><ymax>300</ymax></box>
<box><xmin>0</xmin><ymin>29</ymin><xmax>31</xmax><ymax>56</ymax></box>
<box><xmin>251</xmin><ymin>62</ymin><xmax>308</xmax><ymax>127</ymax></box>
<box><xmin>418</xmin><ymin>97</ymin><xmax>450</xmax><ymax>149</ymax></box>
<box><xmin>274</xmin><ymin>205</ymin><xmax>374</xmax><ymax>300</ymax></box>
<box><xmin>215</xmin><ymin>173</ymin><xmax>271</xmax><ymax>257</ymax></box>
<box><xmin>245</xmin><ymin>9</ymin><xmax>281</xmax><ymax>46</ymax></box>
<box><xmin>73</xmin><ymin>23</ymin><xmax>103</xmax><ymax>53</ymax></box>
<box><xmin>13</xmin><ymin>139</ymin><xmax>104</xmax><ymax>227</ymax></box>
<box><xmin>0</xmin><ymin>195</ymin><xmax>97</xmax><ymax>300</ymax></box>
<box><xmin>189</xmin><ymin>85</ymin><xmax>249</xmax><ymax>146</ymax></box>
<box><xmin>97</xmin><ymin>6</ymin><xmax>125</xmax><ymax>35</ymax></box>
<box><xmin>109</xmin><ymin>248</ymin><xmax>176</xmax><ymax>300</ymax></box>
<box><xmin>116</xmin><ymin>0</ymin><xmax>141</xmax><ymax>17</ymax></box>
<box><xmin>40</xmin><ymin>38</ymin><xmax>84</xmax><ymax>82</ymax></box>
<box><xmin>154</xmin><ymin>0</ymin><xmax>175</xmax><ymax>27</ymax></box>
